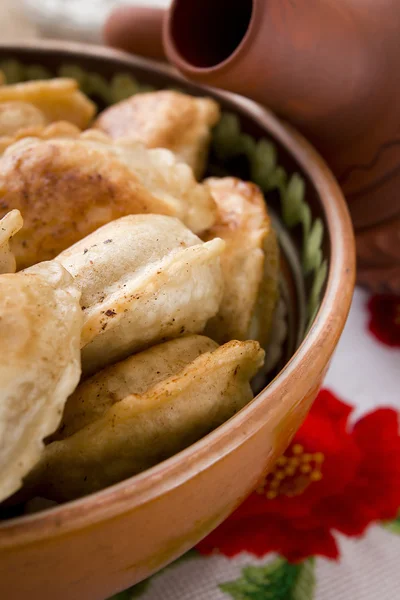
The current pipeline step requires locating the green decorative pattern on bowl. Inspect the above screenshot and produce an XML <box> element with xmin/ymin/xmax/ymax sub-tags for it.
<box><xmin>0</xmin><ymin>58</ymin><xmax>326</xmax><ymax>332</ymax></box>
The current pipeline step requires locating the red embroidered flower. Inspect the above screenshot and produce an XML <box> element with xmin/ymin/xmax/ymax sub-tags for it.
<box><xmin>197</xmin><ymin>389</ymin><xmax>400</xmax><ymax>562</ymax></box>
<box><xmin>367</xmin><ymin>294</ymin><xmax>400</xmax><ymax>347</ymax></box>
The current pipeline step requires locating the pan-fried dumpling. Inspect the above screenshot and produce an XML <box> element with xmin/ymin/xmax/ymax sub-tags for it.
<box><xmin>204</xmin><ymin>178</ymin><xmax>280</xmax><ymax>346</ymax></box>
<box><xmin>56</xmin><ymin>214</ymin><xmax>225</xmax><ymax>375</ymax></box>
<box><xmin>53</xmin><ymin>335</ymin><xmax>219</xmax><ymax>440</ymax></box>
<box><xmin>25</xmin><ymin>340</ymin><xmax>264</xmax><ymax>502</ymax></box>
<box><xmin>0</xmin><ymin>101</ymin><xmax>47</xmax><ymax>137</ymax></box>
<box><xmin>0</xmin><ymin>261</ymin><xmax>82</xmax><ymax>503</ymax></box>
<box><xmin>84</xmin><ymin>130</ymin><xmax>217</xmax><ymax>230</ymax></box>
<box><xmin>94</xmin><ymin>90</ymin><xmax>220</xmax><ymax>178</ymax></box>
<box><xmin>0</xmin><ymin>131</ymin><xmax>216</xmax><ymax>268</ymax></box>
<box><xmin>0</xmin><ymin>78</ymin><xmax>95</xmax><ymax>128</ymax></box>
<box><xmin>0</xmin><ymin>209</ymin><xmax>23</xmax><ymax>274</ymax></box>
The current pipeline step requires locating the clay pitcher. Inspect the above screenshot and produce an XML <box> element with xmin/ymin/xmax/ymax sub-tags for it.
<box><xmin>106</xmin><ymin>0</ymin><xmax>400</xmax><ymax>292</ymax></box>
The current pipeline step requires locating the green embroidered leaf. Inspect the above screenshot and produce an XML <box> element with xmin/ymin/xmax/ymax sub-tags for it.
<box><xmin>238</xmin><ymin>133</ymin><xmax>257</xmax><ymax>158</ymax></box>
<box><xmin>58</xmin><ymin>64</ymin><xmax>88</xmax><ymax>86</ymax></box>
<box><xmin>383</xmin><ymin>513</ymin><xmax>400</xmax><ymax>535</ymax></box>
<box><xmin>300</xmin><ymin>203</ymin><xmax>312</xmax><ymax>247</ymax></box>
<box><xmin>307</xmin><ymin>260</ymin><xmax>328</xmax><ymax>327</ymax></box>
<box><xmin>220</xmin><ymin>558</ymin><xmax>315</xmax><ymax>600</ymax></box>
<box><xmin>213</xmin><ymin>114</ymin><xmax>257</xmax><ymax>161</ymax></box>
<box><xmin>270</xmin><ymin>166</ymin><xmax>288</xmax><ymax>192</ymax></box>
<box><xmin>111</xmin><ymin>579</ymin><xmax>150</xmax><ymax>599</ymax></box>
<box><xmin>107</xmin><ymin>550</ymin><xmax>199</xmax><ymax>599</ymax></box>
<box><xmin>291</xmin><ymin>559</ymin><xmax>316</xmax><ymax>600</ymax></box>
<box><xmin>83</xmin><ymin>73</ymin><xmax>113</xmax><ymax>103</ymax></box>
<box><xmin>281</xmin><ymin>174</ymin><xmax>305</xmax><ymax>228</ymax></box>
<box><xmin>251</xmin><ymin>139</ymin><xmax>277</xmax><ymax>189</ymax></box>
<box><xmin>213</xmin><ymin>113</ymin><xmax>242</xmax><ymax>160</ymax></box>
<box><xmin>303</xmin><ymin>219</ymin><xmax>323</xmax><ymax>274</ymax></box>
<box><xmin>109</xmin><ymin>74</ymin><xmax>141</xmax><ymax>103</ymax></box>
<box><xmin>0</xmin><ymin>59</ymin><xmax>25</xmax><ymax>83</ymax></box>
<box><xmin>24</xmin><ymin>64</ymin><xmax>51</xmax><ymax>81</ymax></box>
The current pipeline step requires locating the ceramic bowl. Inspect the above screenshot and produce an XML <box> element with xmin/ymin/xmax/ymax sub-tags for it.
<box><xmin>0</xmin><ymin>41</ymin><xmax>355</xmax><ymax>600</ymax></box>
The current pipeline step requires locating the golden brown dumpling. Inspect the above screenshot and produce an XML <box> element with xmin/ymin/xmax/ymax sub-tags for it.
<box><xmin>204</xmin><ymin>177</ymin><xmax>280</xmax><ymax>346</ymax></box>
<box><xmin>56</xmin><ymin>214</ymin><xmax>225</xmax><ymax>375</ymax></box>
<box><xmin>0</xmin><ymin>78</ymin><xmax>95</xmax><ymax>129</ymax></box>
<box><xmin>25</xmin><ymin>340</ymin><xmax>264</xmax><ymax>502</ymax></box>
<box><xmin>94</xmin><ymin>90</ymin><xmax>220</xmax><ymax>178</ymax></box>
<box><xmin>0</xmin><ymin>101</ymin><xmax>47</xmax><ymax>137</ymax></box>
<box><xmin>0</xmin><ymin>209</ymin><xmax>23</xmax><ymax>274</ymax></box>
<box><xmin>86</xmin><ymin>131</ymin><xmax>217</xmax><ymax>231</ymax></box>
<box><xmin>53</xmin><ymin>335</ymin><xmax>219</xmax><ymax>440</ymax></box>
<box><xmin>0</xmin><ymin>261</ymin><xmax>82</xmax><ymax>503</ymax></box>
<box><xmin>0</xmin><ymin>131</ymin><xmax>216</xmax><ymax>268</ymax></box>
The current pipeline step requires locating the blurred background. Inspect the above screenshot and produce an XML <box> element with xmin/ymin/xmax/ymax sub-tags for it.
<box><xmin>1</xmin><ymin>0</ymin><xmax>170</xmax><ymax>43</ymax></box>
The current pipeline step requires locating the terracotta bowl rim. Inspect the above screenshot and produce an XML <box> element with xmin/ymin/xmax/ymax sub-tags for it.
<box><xmin>0</xmin><ymin>40</ymin><xmax>355</xmax><ymax>544</ymax></box>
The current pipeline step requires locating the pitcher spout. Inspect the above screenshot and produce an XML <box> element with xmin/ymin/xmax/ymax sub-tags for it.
<box><xmin>164</xmin><ymin>0</ymin><xmax>376</xmax><ymax>139</ymax></box>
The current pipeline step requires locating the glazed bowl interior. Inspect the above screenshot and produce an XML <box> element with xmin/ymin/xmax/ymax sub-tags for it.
<box><xmin>0</xmin><ymin>41</ymin><xmax>354</xmax><ymax>597</ymax></box>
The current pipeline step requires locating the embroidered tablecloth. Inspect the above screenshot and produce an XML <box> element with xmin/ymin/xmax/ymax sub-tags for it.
<box><xmin>112</xmin><ymin>288</ymin><xmax>400</xmax><ymax>600</ymax></box>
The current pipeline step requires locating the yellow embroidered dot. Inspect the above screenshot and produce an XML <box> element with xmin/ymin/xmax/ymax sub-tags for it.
<box><xmin>256</xmin><ymin>445</ymin><xmax>325</xmax><ymax>499</ymax></box>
